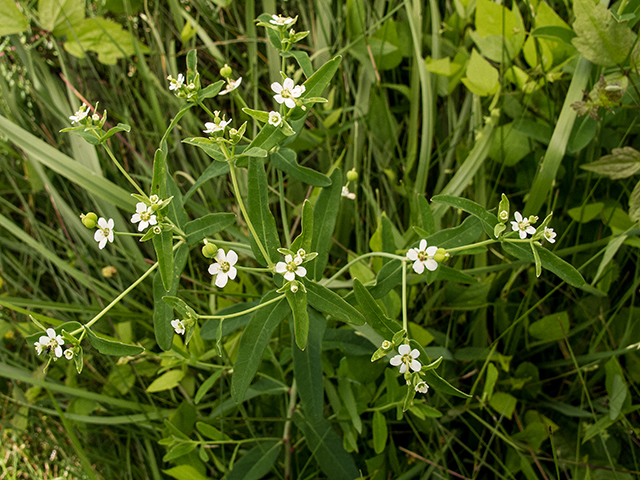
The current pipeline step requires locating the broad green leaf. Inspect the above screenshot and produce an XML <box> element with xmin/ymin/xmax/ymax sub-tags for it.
<box><xmin>162</xmin><ymin>296</ymin><xmax>197</xmax><ymax>320</ymax></box>
<box><xmin>353</xmin><ymin>278</ymin><xmax>399</xmax><ymax>339</ymax></box>
<box><xmin>338</xmin><ymin>377</ymin><xmax>362</xmax><ymax>433</ymax></box>
<box><xmin>609</xmin><ymin>374</ymin><xmax>627</xmax><ymax>420</ymax></box>
<box><xmin>291</xmin><ymin>309</ymin><xmax>326</xmax><ymax>422</ymax></box>
<box><xmin>286</xmin><ymin>289</ymin><xmax>309</xmax><ymax>350</ymax></box>
<box><xmin>572</xmin><ymin>0</ymin><xmax>638</xmax><ymax>66</ymax></box>
<box><xmin>488</xmin><ymin>122</ymin><xmax>533</xmax><ymax>167</ymax></box>
<box><xmin>247</xmin><ymin>157</ymin><xmax>280</xmax><ymax>266</ymax></box>
<box><xmin>424</xmin><ymin>215</ymin><xmax>485</xmax><ymax>250</ymax></box>
<box><xmin>242</xmin><ymin>147</ymin><xmax>268</xmax><ymax>158</ymax></box>
<box><xmin>472</xmin><ymin>0</ymin><xmax>524</xmax><ymax>61</ymax></box>
<box><xmin>194</xmin><ymin>371</ymin><xmax>222</xmax><ymax>404</ymax></box>
<box><xmin>422</xmin><ymin>369</ymin><xmax>471</xmax><ymax>398</ymax></box>
<box><xmin>270</xmin><ymin>148</ymin><xmax>332</xmax><ymax>187</ymax></box>
<box><xmin>431</xmin><ymin>195</ymin><xmax>498</xmax><ymax>238</ymax></box>
<box><xmin>418</xmin><ymin>195</ymin><xmax>436</xmax><ymax>234</ymax></box>
<box><xmin>309</xmin><ymin>169</ymin><xmax>342</xmax><ymax>280</ymax></box>
<box><xmin>0</xmin><ymin>115</ymin><xmax>135</xmax><ymax>210</ymax></box>
<box><xmin>153</xmin><ymin>245</ymin><xmax>189</xmax><ymax>351</ymax></box>
<box><xmin>281</xmin><ymin>50</ymin><xmax>314</xmax><ymax>77</ymax></box>
<box><xmin>567</xmin><ymin>203</ymin><xmax>604</xmax><ymax>223</ymax></box>
<box><xmin>184</xmin><ymin>213</ymin><xmax>236</xmax><ymax>245</ymax></box>
<box><xmin>242</xmin><ymin>108</ymin><xmax>270</xmax><ymax>123</ymax></box>
<box><xmin>227</xmin><ymin>441</ymin><xmax>281</xmax><ymax>480</ymax></box>
<box><xmin>0</xmin><ymin>0</ymin><xmax>28</xmax><ymax>35</ymax></box>
<box><xmin>163</xmin><ymin>465</ymin><xmax>209</xmax><ymax>480</ymax></box>
<box><xmin>368</xmin><ymin>260</ymin><xmax>403</xmax><ymax>299</ymax></box>
<box><xmin>372</xmin><ymin>410</ymin><xmax>387</xmax><ymax>454</ymax></box>
<box><xmin>183</xmin><ymin>161</ymin><xmax>229</xmax><ymax>201</ymax></box>
<box><xmin>531</xmin><ymin>26</ymin><xmax>576</xmax><ymax>46</ymax></box>
<box><xmin>100</xmin><ymin>123</ymin><xmax>131</xmax><ymax>143</ymax></box>
<box><xmin>163</xmin><ymin>442</ymin><xmax>196</xmax><ymax>462</ymax></box>
<box><xmin>181</xmin><ymin>137</ymin><xmax>226</xmax><ymax>162</ymax></box>
<box><xmin>153</xmin><ymin>231</ymin><xmax>174</xmax><ymax>291</ymax></box>
<box><xmin>529</xmin><ymin>311</ymin><xmax>570</xmax><ymax>341</ymax></box>
<box><xmin>38</xmin><ymin>0</ymin><xmax>84</xmax><ymax>35</ymax></box>
<box><xmin>199</xmin><ymin>80</ymin><xmax>225</xmax><ymax>100</ymax></box>
<box><xmin>306</xmin><ymin>282</ymin><xmax>365</xmax><ymax>325</ymax></box>
<box><xmin>501</xmin><ymin>242</ymin><xmax>586</xmax><ymax>287</ymax></box>
<box><xmin>231</xmin><ymin>293</ymin><xmax>289</xmax><ymax>404</ymax></box>
<box><xmin>489</xmin><ymin>392</ymin><xmax>517</xmax><ymax>419</ymax></box>
<box><xmin>146</xmin><ymin>369</ymin><xmax>185</xmax><ymax>393</ymax></box>
<box><xmin>296</xmin><ymin>417</ymin><xmax>360</xmax><ymax>480</ymax></box>
<box><xmin>151</xmin><ymin>148</ymin><xmax>167</xmax><ymax>198</ymax></box>
<box><xmin>302</xmin><ymin>55</ymin><xmax>342</xmax><ymax>99</ymax></box>
<box><xmin>64</xmin><ymin>17</ymin><xmax>150</xmax><ymax>65</ymax></box>
<box><xmin>186</xmin><ymin>49</ymin><xmax>197</xmax><ymax>82</ymax></box>
<box><xmin>85</xmin><ymin>329</ymin><xmax>144</xmax><ymax>356</ymax></box>
<box><xmin>291</xmin><ymin>199</ymin><xmax>314</xmax><ymax>253</ymax></box>
<box><xmin>196</xmin><ymin>421</ymin><xmax>230</xmax><ymax>440</ymax></box>
<box><xmin>581</xmin><ymin>147</ymin><xmax>640</xmax><ymax>179</ymax></box>
<box><xmin>245</xmin><ymin>124</ymin><xmax>288</xmax><ymax>154</ymax></box>
<box><xmin>523</xmin><ymin>35</ymin><xmax>554</xmax><ymax>70</ymax></box>
<box><xmin>461</xmin><ymin>50</ymin><xmax>500</xmax><ymax>96</ymax></box>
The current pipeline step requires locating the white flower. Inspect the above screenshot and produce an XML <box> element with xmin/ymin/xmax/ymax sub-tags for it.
<box><xmin>38</xmin><ymin>328</ymin><xmax>64</xmax><ymax>358</ymax></box>
<box><xmin>406</xmin><ymin>239</ymin><xmax>438</xmax><ymax>274</ymax></box>
<box><xmin>290</xmin><ymin>283</ymin><xmax>299</xmax><ymax>293</ymax></box>
<box><xmin>171</xmin><ymin>319</ymin><xmax>185</xmax><ymax>335</ymax></box>
<box><xmin>511</xmin><ymin>211</ymin><xmax>536</xmax><ymax>239</ymax></box>
<box><xmin>381</xmin><ymin>340</ymin><xmax>392</xmax><ymax>350</ymax></box>
<box><xmin>415</xmin><ymin>381</ymin><xmax>429</xmax><ymax>394</ymax></box>
<box><xmin>34</xmin><ymin>342</ymin><xmax>43</xmax><ymax>355</ymax></box>
<box><xmin>341</xmin><ymin>186</ymin><xmax>356</xmax><ymax>200</ymax></box>
<box><xmin>64</xmin><ymin>349</ymin><xmax>74</xmax><ymax>360</ymax></box>
<box><xmin>499</xmin><ymin>210</ymin><xmax>508</xmax><ymax>222</ymax></box>
<box><xmin>270</xmin><ymin>14</ymin><xmax>295</xmax><ymax>26</ymax></box>
<box><xmin>275</xmin><ymin>254</ymin><xmax>307</xmax><ymax>282</ymax></box>
<box><xmin>268</xmin><ymin>111</ymin><xmax>282</xmax><ymax>127</ymax></box>
<box><xmin>168</xmin><ymin>73</ymin><xmax>184</xmax><ymax>91</ymax></box>
<box><xmin>130</xmin><ymin>202</ymin><xmax>158</xmax><ymax>232</ymax></box>
<box><xmin>149</xmin><ymin>194</ymin><xmax>160</xmax><ymax>204</ymax></box>
<box><xmin>389</xmin><ymin>344</ymin><xmax>421</xmax><ymax>374</ymax></box>
<box><xmin>69</xmin><ymin>104</ymin><xmax>88</xmax><ymax>123</ymax></box>
<box><xmin>203</xmin><ymin>117</ymin><xmax>232</xmax><ymax>134</ymax></box>
<box><xmin>271</xmin><ymin>78</ymin><xmax>305</xmax><ymax>109</ymax></box>
<box><xmin>208</xmin><ymin>249</ymin><xmax>238</xmax><ymax>288</ymax></box>
<box><xmin>94</xmin><ymin>217</ymin><xmax>115</xmax><ymax>250</ymax></box>
<box><xmin>544</xmin><ymin>226</ymin><xmax>557</xmax><ymax>243</ymax></box>
<box><xmin>219</xmin><ymin>77</ymin><xmax>242</xmax><ymax>95</ymax></box>
<box><xmin>91</xmin><ymin>113</ymin><xmax>100</xmax><ymax>122</ymax></box>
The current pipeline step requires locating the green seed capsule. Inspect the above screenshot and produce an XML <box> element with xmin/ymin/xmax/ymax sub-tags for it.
<box><xmin>81</xmin><ymin>212</ymin><xmax>98</xmax><ymax>229</ymax></box>
<box><xmin>202</xmin><ymin>243</ymin><xmax>218</xmax><ymax>258</ymax></box>
<box><xmin>346</xmin><ymin>169</ymin><xmax>358</xmax><ymax>182</ymax></box>
<box><xmin>433</xmin><ymin>248</ymin><xmax>448</xmax><ymax>263</ymax></box>
<box><xmin>220</xmin><ymin>64</ymin><xmax>232</xmax><ymax>78</ymax></box>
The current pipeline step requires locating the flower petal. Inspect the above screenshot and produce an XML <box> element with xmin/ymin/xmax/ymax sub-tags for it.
<box><xmin>271</xmin><ymin>82</ymin><xmax>283</xmax><ymax>93</ymax></box>
<box><xmin>426</xmin><ymin>246</ymin><xmax>438</xmax><ymax>256</ymax></box>
<box><xmin>275</xmin><ymin>262</ymin><xmax>287</xmax><ymax>274</ymax></box>
<box><xmin>47</xmin><ymin>328</ymin><xmax>56</xmax><ymax>338</ymax></box>
<box><xmin>97</xmin><ymin>217</ymin><xmax>109</xmax><ymax>229</ymax></box>
<box><xmin>107</xmin><ymin>218</ymin><xmax>114</xmax><ymax>229</ymax></box>
<box><xmin>99</xmin><ymin>238</ymin><xmax>108</xmax><ymax>249</ymax></box>
<box><xmin>215</xmin><ymin>272</ymin><xmax>228</xmax><ymax>288</ymax></box>
<box><xmin>514</xmin><ymin>211</ymin><xmax>522</xmax><ymax>222</ymax></box>
<box><xmin>398</xmin><ymin>344</ymin><xmax>410</xmax><ymax>355</ymax></box>
<box><xmin>216</xmin><ymin>249</ymin><xmax>226</xmax><ymax>263</ymax></box>
<box><xmin>406</xmin><ymin>249</ymin><xmax>419</xmax><ymax>261</ymax></box>
<box><xmin>227</xmin><ymin>267</ymin><xmax>237</xmax><ymax>280</ymax></box>
<box><xmin>295</xmin><ymin>266</ymin><xmax>307</xmax><ymax>278</ymax></box>
<box><xmin>412</xmin><ymin>261</ymin><xmax>425</xmax><ymax>274</ymax></box>
<box><xmin>410</xmin><ymin>349</ymin><xmax>420</xmax><ymax>358</ymax></box>
<box><xmin>419</xmin><ymin>239</ymin><xmax>427</xmax><ymax>251</ymax></box>
<box><xmin>284</xmin><ymin>271</ymin><xmax>295</xmax><ymax>282</ymax></box>
<box><xmin>284</xmin><ymin>97</ymin><xmax>296</xmax><ymax>109</ymax></box>
<box><xmin>410</xmin><ymin>360</ymin><xmax>422</xmax><ymax>372</ymax></box>
<box><xmin>54</xmin><ymin>346</ymin><xmax>63</xmax><ymax>358</ymax></box>
<box><xmin>399</xmin><ymin>364</ymin><xmax>407</xmax><ymax>374</ymax></box>
<box><xmin>226</xmin><ymin>249</ymin><xmax>238</xmax><ymax>265</ymax></box>
<box><xmin>425</xmin><ymin>259</ymin><xmax>438</xmax><ymax>271</ymax></box>
<box><xmin>390</xmin><ymin>355</ymin><xmax>402</xmax><ymax>366</ymax></box>
<box><xmin>283</xmin><ymin>78</ymin><xmax>294</xmax><ymax>90</ymax></box>
<box><xmin>208</xmin><ymin>263</ymin><xmax>220</xmax><ymax>275</ymax></box>
<box><xmin>136</xmin><ymin>202</ymin><xmax>147</xmax><ymax>213</ymax></box>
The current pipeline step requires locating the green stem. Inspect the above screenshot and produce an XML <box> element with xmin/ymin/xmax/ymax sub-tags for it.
<box><xmin>198</xmin><ymin>102</ymin><xmax>217</xmax><ymax>119</ymax></box>
<box><xmin>402</xmin><ymin>260</ymin><xmax>408</xmax><ymax>332</ymax></box>
<box><xmin>198</xmin><ymin>294</ymin><xmax>285</xmax><ymax>319</ymax></box>
<box><xmin>236</xmin><ymin>265</ymin><xmax>272</xmax><ymax>272</ymax></box>
<box><xmin>324</xmin><ymin>252</ymin><xmax>406</xmax><ymax>287</ymax></box>
<box><xmin>99</xmin><ymin>136</ymin><xmax>147</xmax><ymax>199</ymax></box>
<box><xmin>164</xmin><ymin>217</ymin><xmax>187</xmax><ymax>239</ymax></box>
<box><xmin>446</xmin><ymin>238</ymin><xmax>497</xmax><ymax>253</ymax></box>
<box><xmin>227</xmin><ymin>161</ymin><xmax>275</xmax><ymax>268</ymax></box>
<box><xmin>115</xmin><ymin>232</ymin><xmax>143</xmax><ymax>237</ymax></box>
<box><xmin>70</xmin><ymin>241</ymin><xmax>184</xmax><ymax>336</ymax></box>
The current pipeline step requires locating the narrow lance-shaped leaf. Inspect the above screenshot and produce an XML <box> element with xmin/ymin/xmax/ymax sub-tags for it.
<box><xmin>85</xmin><ymin>328</ymin><xmax>144</xmax><ymax>356</ymax></box>
<box><xmin>270</xmin><ymin>148</ymin><xmax>332</xmax><ymax>187</ymax></box>
<box><xmin>353</xmin><ymin>278</ymin><xmax>399</xmax><ymax>339</ymax></box>
<box><xmin>291</xmin><ymin>199</ymin><xmax>314</xmax><ymax>253</ymax></box>
<box><xmin>286</xmin><ymin>289</ymin><xmax>309</xmax><ymax>350</ymax></box>
<box><xmin>308</xmin><ymin>169</ymin><xmax>342</xmax><ymax>280</ymax></box>
<box><xmin>184</xmin><ymin>212</ymin><xmax>236</xmax><ymax>245</ymax></box>
<box><xmin>247</xmin><ymin>157</ymin><xmax>281</xmax><ymax>265</ymax></box>
<box><xmin>306</xmin><ymin>282</ymin><xmax>365</xmax><ymax>325</ymax></box>
<box><xmin>154</xmin><ymin>244</ymin><xmax>189</xmax><ymax>351</ymax></box>
<box><xmin>153</xmin><ymin>231</ymin><xmax>174</xmax><ymax>291</ymax></box>
<box><xmin>151</xmin><ymin>148</ymin><xmax>167</xmax><ymax>198</ymax></box>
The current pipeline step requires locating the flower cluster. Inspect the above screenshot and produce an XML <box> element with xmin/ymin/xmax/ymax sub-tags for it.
<box><xmin>495</xmin><ymin>194</ymin><xmax>557</xmax><ymax>244</ymax></box>
<box><xmin>204</xmin><ymin>111</ymin><xmax>232</xmax><ymax>135</ymax></box>
<box><xmin>406</xmin><ymin>240</ymin><xmax>448</xmax><ymax>274</ymax></box>
<box><xmin>274</xmin><ymin>248</ymin><xmax>317</xmax><ymax>292</ymax></box>
<box><xmin>131</xmin><ymin>202</ymin><xmax>158</xmax><ymax>232</ymax></box>
<box><xmin>375</xmin><ymin>337</ymin><xmax>430</xmax><ymax>396</ymax></box>
<box><xmin>219</xmin><ymin>64</ymin><xmax>242</xmax><ymax>96</ymax></box>
<box><xmin>34</xmin><ymin>328</ymin><xmax>74</xmax><ymax>360</ymax></box>
<box><xmin>167</xmin><ymin>73</ymin><xmax>198</xmax><ymax>100</ymax></box>
<box><xmin>271</xmin><ymin>78</ymin><xmax>305</xmax><ymax>109</ymax></box>
<box><xmin>208</xmin><ymin>249</ymin><xmax>238</xmax><ymax>288</ymax></box>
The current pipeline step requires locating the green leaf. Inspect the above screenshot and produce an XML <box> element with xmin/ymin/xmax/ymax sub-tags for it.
<box><xmin>186</xmin><ymin>49</ymin><xmax>197</xmax><ymax>81</ymax></box>
<box><xmin>291</xmin><ymin>309</ymin><xmax>326</xmax><ymax>422</ymax></box>
<box><xmin>581</xmin><ymin>147</ymin><xmax>640</xmax><ymax>179</ymax></box>
<box><xmin>151</xmin><ymin>148</ymin><xmax>167</xmax><ymax>198</ymax></box>
<box><xmin>461</xmin><ymin>50</ymin><xmax>499</xmax><ymax>96</ymax></box>
<box><xmin>85</xmin><ymin>329</ymin><xmax>144</xmax><ymax>356</ymax></box>
<box><xmin>0</xmin><ymin>115</ymin><xmax>135</xmax><ymax>210</ymax></box>
<box><xmin>531</xmin><ymin>26</ymin><xmax>577</xmax><ymax>46</ymax></box>
<box><xmin>483</xmin><ymin>363</ymin><xmax>499</xmax><ymax>400</ymax></box>
<box><xmin>162</xmin><ymin>296</ymin><xmax>197</xmax><ymax>320</ymax></box>
<box><xmin>286</xmin><ymin>290</ymin><xmax>309</xmax><ymax>350</ymax></box>
<box><xmin>425</xmin><ymin>215</ymin><xmax>485</xmax><ymax>250</ymax></box>
<box><xmin>368</xmin><ymin>260</ymin><xmax>403</xmax><ymax>299</ymax></box>
<box><xmin>532</xmin><ymin>242</ymin><xmax>542</xmax><ymax>277</ymax></box>
<box><xmin>231</xmin><ymin>293</ymin><xmax>289</xmax><ymax>404</ymax></box>
<box><xmin>529</xmin><ymin>311</ymin><xmax>570</xmax><ymax>341</ymax></box>
<box><xmin>270</xmin><ymin>148</ymin><xmax>332</xmax><ymax>187</ymax></box>
<box><xmin>609</xmin><ymin>374</ymin><xmax>627</xmax><ymax>420</ymax></box>
<box><xmin>163</xmin><ymin>465</ymin><xmax>209</xmax><ymax>480</ymax></box>
<box><xmin>245</xmin><ymin>124</ymin><xmax>289</xmax><ymax>154</ymax></box>
<box><xmin>282</xmin><ymin>50</ymin><xmax>314</xmax><ymax>78</ymax></box>
<box><xmin>163</xmin><ymin>442</ymin><xmax>197</xmax><ymax>462</ymax></box>
<box><xmin>153</xmin><ymin>245</ymin><xmax>189</xmax><ymax>351</ymax></box>
<box><xmin>242</xmin><ymin>108</ymin><xmax>270</xmax><ymax>123</ymax></box>
<box><xmin>183</xmin><ymin>161</ymin><xmax>229</xmax><ymax>201</ymax></box>
<box><xmin>567</xmin><ymin>203</ymin><xmax>604</xmax><ymax>223</ymax></box>
<box><xmin>194</xmin><ymin>371</ymin><xmax>222</xmax><ymax>404</ymax></box>
<box><xmin>372</xmin><ymin>410</ymin><xmax>388</xmax><ymax>454</ymax></box>
<box><xmin>153</xmin><ymin>231</ymin><xmax>174</xmax><ymax>291</ymax></box>
<box><xmin>306</xmin><ymin>282</ymin><xmax>365</xmax><ymax>325</ymax></box>
<box><xmin>572</xmin><ymin>0</ymin><xmax>637</xmax><ymax>66</ymax></box>
<box><xmin>308</xmin><ymin>169</ymin><xmax>342</xmax><ymax>279</ymax></box>
<box><xmin>353</xmin><ymin>278</ymin><xmax>399</xmax><ymax>339</ymax></box>
<box><xmin>489</xmin><ymin>392</ymin><xmax>517</xmax><ymax>419</ymax></box>
<box><xmin>184</xmin><ymin>213</ymin><xmax>236</xmax><ymax>246</ymax></box>
<box><xmin>247</xmin><ymin>157</ymin><xmax>281</xmax><ymax>266</ymax></box>
<box><xmin>302</xmin><ymin>55</ymin><xmax>342</xmax><ymax>99</ymax></box>
<box><xmin>64</xmin><ymin>17</ymin><xmax>150</xmax><ymax>65</ymax></box>
<box><xmin>199</xmin><ymin>80</ymin><xmax>226</xmax><ymax>100</ymax></box>
<box><xmin>161</xmin><ymin>103</ymin><xmax>196</xmax><ymax>144</ymax></box>
<box><xmin>431</xmin><ymin>195</ymin><xmax>498</xmax><ymax>238</ymax></box>
<box><xmin>501</xmin><ymin>242</ymin><xmax>586</xmax><ymax>287</ymax></box>
<box><xmin>0</xmin><ymin>0</ymin><xmax>28</xmax><ymax>35</ymax></box>
<box><xmin>227</xmin><ymin>441</ymin><xmax>281</xmax><ymax>480</ymax></box>
<box><xmin>181</xmin><ymin>137</ymin><xmax>226</xmax><ymax>162</ymax></box>
<box><xmin>422</xmin><ymin>369</ymin><xmax>471</xmax><ymax>398</ymax></box>
<box><xmin>146</xmin><ymin>369</ymin><xmax>185</xmax><ymax>393</ymax></box>
<box><xmin>291</xmin><ymin>199</ymin><xmax>314</xmax><ymax>253</ymax></box>
<box><xmin>196</xmin><ymin>421</ymin><xmax>230</xmax><ymax>441</ymax></box>
<box><xmin>38</xmin><ymin>0</ymin><xmax>84</xmax><ymax>35</ymax></box>
<box><xmin>241</xmin><ymin>147</ymin><xmax>268</xmax><ymax>158</ymax></box>
<box><xmin>100</xmin><ymin>123</ymin><xmax>131</xmax><ymax>143</ymax></box>
<box><xmin>338</xmin><ymin>377</ymin><xmax>362</xmax><ymax>433</ymax></box>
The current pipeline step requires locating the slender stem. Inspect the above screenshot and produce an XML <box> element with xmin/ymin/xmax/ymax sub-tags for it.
<box><xmin>283</xmin><ymin>379</ymin><xmax>297</xmax><ymax>480</ymax></box>
<box><xmin>228</xmin><ymin>161</ymin><xmax>275</xmax><ymax>268</ymax></box>
<box><xmin>198</xmin><ymin>294</ymin><xmax>285</xmax><ymax>319</ymax></box>
<box><xmin>402</xmin><ymin>260</ymin><xmax>408</xmax><ymax>332</ymax></box>
<box><xmin>324</xmin><ymin>252</ymin><xmax>406</xmax><ymax>287</ymax></box>
<box><xmin>115</xmin><ymin>232</ymin><xmax>143</xmax><ymax>237</ymax></box>
<box><xmin>446</xmin><ymin>238</ymin><xmax>497</xmax><ymax>253</ymax></box>
<box><xmin>70</xmin><ymin>241</ymin><xmax>184</xmax><ymax>336</ymax></box>
<box><xmin>98</xmin><ymin>136</ymin><xmax>147</xmax><ymax>199</ymax></box>
<box><xmin>236</xmin><ymin>265</ymin><xmax>272</xmax><ymax>272</ymax></box>
<box><xmin>198</xmin><ymin>102</ymin><xmax>217</xmax><ymax>119</ymax></box>
<box><xmin>164</xmin><ymin>217</ymin><xmax>187</xmax><ymax>239</ymax></box>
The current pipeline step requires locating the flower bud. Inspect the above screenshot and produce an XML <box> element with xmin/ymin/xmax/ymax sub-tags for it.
<box><xmin>81</xmin><ymin>212</ymin><xmax>98</xmax><ymax>229</ymax></box>
<box><xmin>346</xmin><ymin>169</ymin><xmax>358</xmax><ymax>182</ymax></box>
<box><xmin>220</xmin><ymin>64</ymin><xmax>232</xmax><ymax>78</ymax></box>
<box><xmin>433</xmin><ymin>248</ymin><xmax>448</xmax><ymax>263</ymax></box>
<box><xmin>202</xmin><ymin>242</ymin><xmax>218</xmax><ymax>258</ymax></box>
